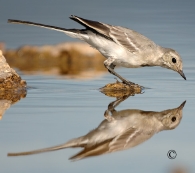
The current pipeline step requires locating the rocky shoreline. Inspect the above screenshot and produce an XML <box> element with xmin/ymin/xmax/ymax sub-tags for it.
<box><xmin>4</xmin><ymin>42</ymin><xmax>106</xmax><ymax>77</ymax></box>
<box><xmin>0</xmin><ymin>50</ymin><xmax>26</xmax><ymax>90</ymax></box>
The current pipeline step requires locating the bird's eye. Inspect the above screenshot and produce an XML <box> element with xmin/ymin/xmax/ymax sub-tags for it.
<box><xmin>171</xmin><ymin>117</ymin><xmax>176</xmax><ymax>122</ymax></box>
<box><xmin>172</xmin><ymin>57</ymin><xmax>176</xmax><ymax>63</ymax></box>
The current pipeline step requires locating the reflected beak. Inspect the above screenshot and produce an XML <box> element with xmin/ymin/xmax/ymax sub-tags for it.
<box><xmin>178</xmin><ymin>100</ymin><xmax>186</xmax><ymax>110</ymax></box>
<box><xmin>178</xmin><ymin>70</ymin><xmax>186</xmax><ymax>80</ymax></box>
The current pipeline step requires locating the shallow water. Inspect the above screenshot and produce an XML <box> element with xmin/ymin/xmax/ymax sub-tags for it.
<box><xmin>1</xmin><ymin>0</ymin><xmax>195</xmax><ymax>173</ymax></box>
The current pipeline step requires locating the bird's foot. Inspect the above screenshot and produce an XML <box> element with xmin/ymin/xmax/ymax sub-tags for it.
<box><xmin>122</xmin><ymin>80</ymin><xmax>135</xmax><ymax>86</ymax></box>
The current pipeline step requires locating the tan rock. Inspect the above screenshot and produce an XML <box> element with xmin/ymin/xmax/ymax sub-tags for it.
<box><xmin>4</xmin><ymin>42</ymin><xmax>106</xmax><ymax>79</ymax></box>
<box><xmin>0</xmin><ymin>89</ymin><xmax>27</xmax><ymax>120</ymax></box>
<box><xmin>0</xmin><ymin>50</ymin><xmax>27</xmax><ymax>90</ymax></box>
<box><xmin>100</xmin><ymin>80</ymin><xmax>143</xmax><ymax>97</ymax></box>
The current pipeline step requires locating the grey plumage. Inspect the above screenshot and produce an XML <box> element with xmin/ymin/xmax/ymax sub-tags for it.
<box><xmin>7</xmin><ymin>100</ymin><xmax>186</xmax><ymax>160</ymax></box>
<box><xmin>8</xmin><ymin>15</ymin><xmax>186</xmax><ymax>84</ymax></box>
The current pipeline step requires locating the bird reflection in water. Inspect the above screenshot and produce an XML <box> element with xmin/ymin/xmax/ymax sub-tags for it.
<box><xmin>8</xmin><ymin>94</ymin><xmax>186</xmax><ymax>161</ymax></box>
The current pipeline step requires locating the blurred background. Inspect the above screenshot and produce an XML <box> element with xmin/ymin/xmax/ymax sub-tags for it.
<box><xmin>0</xmin><ymin>0</ymin><xmax>194</xmax><ymax>173</ymax></box>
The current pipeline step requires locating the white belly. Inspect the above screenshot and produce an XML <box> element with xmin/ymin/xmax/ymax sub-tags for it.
<box><xmin>84</xmin><ymin>31</ymin><xmax>141</xmax><ymax>68</ymax></box>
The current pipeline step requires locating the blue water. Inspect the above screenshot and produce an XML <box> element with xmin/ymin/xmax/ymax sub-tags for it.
<box><xmin>0</xmin><ymin>0</ymin><xmax>195</xmax><ymax>173</ymax></box>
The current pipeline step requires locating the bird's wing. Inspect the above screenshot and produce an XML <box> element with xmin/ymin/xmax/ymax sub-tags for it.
<box><xmin>108</xmin><ymin>127</ymin><xmax>154</xmax><ymax>152</ymax></box>
<box><xmin>109</xmin><ymin>26</ymin><xmax>157</xmax><ymax>53</ymax></box>
<box><xmin>69</xmin><ymin>138</ymin><xmax>113</xmax><ymax>161</ymax></box>
<box><xmin>70</xmin><ymin>15</ymin><xmax>157</xmax><ymax>53</ymax></box>
<box><xmin>108</xmin><ymin>128</ymin><xmax>139</xmax><ymax>151</ymax></box>
<box><xmin>70</xmin><ymin>15</ymin><xmax>111</xmax><ymax>37</ymax></box>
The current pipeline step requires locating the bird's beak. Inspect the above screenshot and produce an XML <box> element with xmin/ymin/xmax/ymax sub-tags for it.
<box><xmin>178</xmin><ymin>100</ymin><xmax>186</xmax><ymax>110</ymax></box>
<box><xmin>178</xmin><ymin>70</ymin><xmax>186</xmax><ymax>80</ymax></box>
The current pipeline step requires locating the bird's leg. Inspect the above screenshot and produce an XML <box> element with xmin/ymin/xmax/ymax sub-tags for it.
<box><xmin>104</xmin><ymin>109</ymin><xmax>115</xmax><ymax>122</ymax></box>
<box><xmin>104</xmin><ymin>58</ymin><xmax>135</xmax><ymax>85</ymax></box>
<box><xmin>104</xmin><ymin>98</ymin><xmax>118</xmax><ymax>121</ymax></box>
<box><xmin>104</xmin><ymin>94</ymin><xmax>130</xmax><ymax>122</ymax></box>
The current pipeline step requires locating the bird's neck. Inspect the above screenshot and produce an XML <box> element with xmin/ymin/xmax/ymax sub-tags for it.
<box><xmin>146</xmin><ymin>47</ymin><xmax>164</xmax><ymax>67</ymax></box>
<box><xmin>152</xmin><ymin>46</ymin><xmax>168</xmax><ymax>67</ymax></box>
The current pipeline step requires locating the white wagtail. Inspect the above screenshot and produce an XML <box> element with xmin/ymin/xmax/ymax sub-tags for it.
<box><xmin>7</xmin><ymin>100</ymin><xmax>186</xmax><ymax>160</ymax></box>
<box><xmin>8</xmin><ymin>15</ymin><xmax>186</xmax><ymax>84</ymax></box>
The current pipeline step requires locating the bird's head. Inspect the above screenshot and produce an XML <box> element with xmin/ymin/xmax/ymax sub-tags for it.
<box><xmin>160</xmin><ymin>101</ymin><xmax>186</xmax><ymax>130</ymax></box>
<box><xmin>162</xmin><ymin>48</ymin><xmax>186</xmax><ymax>80</ymax></box>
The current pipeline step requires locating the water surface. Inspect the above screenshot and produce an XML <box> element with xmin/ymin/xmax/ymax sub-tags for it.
<box><xmin>0</xmin><ymin>0</ymin><xmax>195</xmax><ymax>173</ymax></box>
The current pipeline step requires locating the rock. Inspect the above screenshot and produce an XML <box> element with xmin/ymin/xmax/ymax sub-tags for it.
<box><xmin>100</xmin><ymin>80</ymin><xmax>143</xmax><ymax>97</ymax></box>
<box><xmin>0</xmin><ymin>42</ymin><xmax>5</xmax><ymax>52</ymax></box>
<box><xmin>0</xmin><ymin>89</ymin><xmax>27</xmax><ymax>120</ymax></box>
<box><xmin>0</xmin><ymin>50</ymin><xmax>27</xmax><ymax>90</ymax></box>
<box><xmin>4</xmin><ymin>42</ymin><xmax>106</xmax><ymax>79</ymax></box>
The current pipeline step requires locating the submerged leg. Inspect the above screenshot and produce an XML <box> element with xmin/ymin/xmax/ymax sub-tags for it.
<box><xmin>104</xmin><ymin>58</ymin><xmax>135</xmax><ymax>85</ymax></box>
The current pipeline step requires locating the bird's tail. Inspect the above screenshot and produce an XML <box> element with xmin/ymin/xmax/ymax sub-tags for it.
<box><xmin>7</xmin><ymin>136</ymin><xmax>86</xmax><ymax>156</ymax></box>
<box><xmin>7</xmin><ymin>19</ymin><xmax>84</xmax><ymax>40</ymax></box>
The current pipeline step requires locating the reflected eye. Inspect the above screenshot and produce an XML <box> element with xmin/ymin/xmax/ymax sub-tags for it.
<box><xmin>172</xmin><ymin>57</ymin><xmax>176</xmax><ymax>63</ymax></box>
<box><xmin>172</xmin><ymin>117</ymin><xmax>176</xmax><ymax>122</ymax></box>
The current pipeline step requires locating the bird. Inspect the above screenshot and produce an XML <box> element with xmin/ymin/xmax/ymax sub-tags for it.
<box><xmin>8</xmin><ymin>15</ymin><xmax>186</xmax><ymax>85</ymax></box>
<box><xmin>7</xmin><ymin>98</ymin><xmax>186</xmax><ymax>161</ymax></box>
